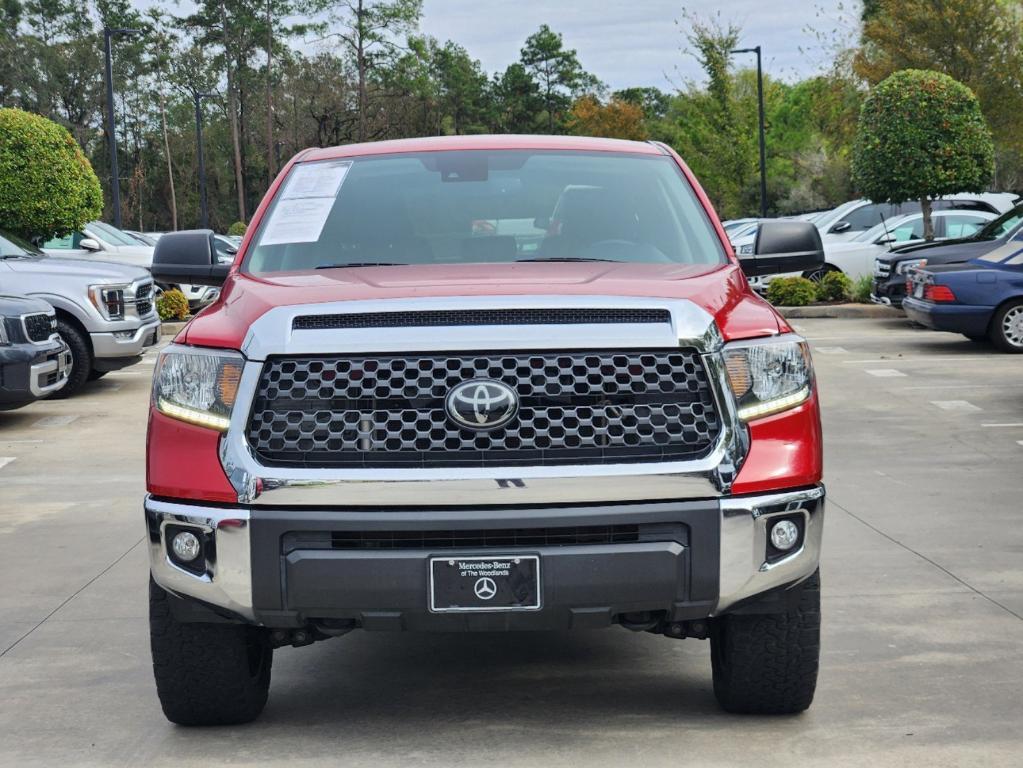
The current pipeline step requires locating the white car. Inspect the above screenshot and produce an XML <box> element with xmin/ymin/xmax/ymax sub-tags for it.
<box><xmin>814</xmin><ymin>194</ymin><xmax>1017</xmax><ymax>243</ymax></box>
<box><xmin>747</xmin><ymin>209</ymin><xmax>996</xmax><ymax>293</ymax></box>
<box><xmin>42</xmin><ymin>221</ymin><xmax>154</xmax><ymax>268</ymax></box>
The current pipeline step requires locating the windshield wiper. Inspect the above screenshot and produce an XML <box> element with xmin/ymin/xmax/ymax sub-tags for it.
<box><xmin>515</xmin><ymin>257</ymin><xmax>619</xmax><ymax>263</ymax></box>
<box><xmin>314</xmin><ymin>262</ymin><xmax>408</xmax><ymax>269</ymax></box>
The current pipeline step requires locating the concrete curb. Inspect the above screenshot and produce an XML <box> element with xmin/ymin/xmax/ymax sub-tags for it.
<box><xmin>161</xmin><ymin>320</ymin><xmax>189</xmax><ymax>338</ymax></box>
<box><xmin>776</xmin><ymin>303</ymin><xmax>903</xmax><ymax>319</ymax></box>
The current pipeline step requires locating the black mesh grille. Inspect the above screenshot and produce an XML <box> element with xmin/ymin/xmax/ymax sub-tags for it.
<box><xmin>133</xmin><ymin>282</ymin><xmax>154</xmax><ymax>317</ymax></box>
<box><xmin>247</xmin><ymin>349</ymin><xmax>721</xmax><ymax>468</ymax></box>
<box><xmin>281</xmin><ymin>523</ymin><xmax>686</xmax><ymax>553</ymax></box>
<box><xmin>292</xmin><ymin>308</ymin><xmax>672</xmax><ymax>330</ymax></box>
<box><xmin>23</xmin><ymin>314</ymin><xmax>54</xmax><ymax>342</ymax></box>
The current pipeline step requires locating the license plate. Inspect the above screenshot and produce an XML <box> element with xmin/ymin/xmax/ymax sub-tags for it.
<box><xmin>429</xmin><ymin>555</ymin><xmax>541</xmax><ymax>612</ymax></box>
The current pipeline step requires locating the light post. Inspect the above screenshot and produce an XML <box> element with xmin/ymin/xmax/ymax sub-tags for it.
<box><xmin>103</xmin><ymin>26</ymin><xmax>142</xmax><ymax>229</ymax></box>
<box><xmin>193</xmin><ymin>92</ymin><xmax>218</xmax><ymax>229</ymax></box>
<box><xmin>731</xmin><ymin>45</ymin><xmax>768</xmax><ymax>218</ymax></box>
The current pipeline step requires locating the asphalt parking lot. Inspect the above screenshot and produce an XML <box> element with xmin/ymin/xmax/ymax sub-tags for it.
<box><xmin>1</xmin><ymin>318</ymin><xmax>1021</xmax><ymax>767</ymax></box>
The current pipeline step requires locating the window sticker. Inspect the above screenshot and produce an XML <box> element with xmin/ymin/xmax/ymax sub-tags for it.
<box><xmin>282</xmin><ymin>160</ymin><xmax>352</xmax><ymax>200</ymax></box>
<box><xmin>260</xmin><ymin>197</ymin><xmax>337</xmax><ymax>246</ymax></box>
<box><xmin>259</xmin><ymin>161</ymin><xmax>352</xmax><ymax>245</ymax></box>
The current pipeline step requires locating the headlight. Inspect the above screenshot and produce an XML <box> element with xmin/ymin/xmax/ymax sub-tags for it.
<box><xmin>738</xmin><ymin>243</ymin><xmax>754</xmax><ymax>255</ymax></box>
<box><xmin>153</xmin><ymin>344</ymin><xmax>243</xmax><ymax>431</ymax></box>
<box><xmin>89</xmin><ymin>284</ymin><xmax>128</xmax><ymax>320</ymax></box>
<box><xmin>0</xmin><ymin>318</ymin><xmax>9</xmax><ymax>345</ymax></box>
<box><xmin>722</xmin><ymin>336</ymin><xmax>813</xmax><ymax>421</ymax></box>
<box><xmin>896</xmin><ymin>258</ymin><xmax>927</xmax><ymax>275</ymax></box>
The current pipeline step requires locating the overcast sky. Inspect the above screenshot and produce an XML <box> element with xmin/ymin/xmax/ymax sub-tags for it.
<box><xmin>418</xmin><ymin>0</ymin><xmax>860</xmax><ymax>90</ymax></box>
<box><xmin>144</xmin><ymin>0</ymin><xmax>860</xmax><ymax>90</ymax></box>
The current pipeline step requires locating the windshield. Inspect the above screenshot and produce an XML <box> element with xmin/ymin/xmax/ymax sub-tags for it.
<box><xmin>88</xmin><ymin>221</ymin><xmax>141</xmax><ymax>247</ymax></box>
<box><xmin>0</xmin><ymin>230</ymin><xmax>43</xmax><ymax>258</ymax></box>
<box><xmin>244</xmin><ymin>150</ymin><xmax>727</xmax><ymax>273</ymax></box>
<box><xmin>975</xmin><ymin>206</ymin><xmax>1023</xmax><ymax>240</ymax></box>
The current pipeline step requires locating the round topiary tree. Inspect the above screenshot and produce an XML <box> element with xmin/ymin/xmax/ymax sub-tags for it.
<box><xmin>852</xmin><ymin>69</ymin><xmax>994</xmax><ymax>242</ymax></box>
<box><xmin>0</xmin><ymin>108</ymin><xmax>103</xmax><ymax>241</ymax></box>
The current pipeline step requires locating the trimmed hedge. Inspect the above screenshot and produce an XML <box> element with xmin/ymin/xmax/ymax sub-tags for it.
<box><xmin>815</xmin><ymin>271</ymin><xmax>852</xmax><ymax>302</ymax></box>
<box><xmin>157</xmin><ymin>289</ymin><xmax>190</xmax><ymax>321</ymax></box>
<box><xmin>0</xmin><ymin>108</ymin><xmax>103</xmax><ymax>240</ymax></box>
<box><xmin>766</xmin><ymin>277</ymin><xmax>818</xmax><ymax>307</ymax></box>
<box><xmin>227</xmin><ymin>221</ymin><xmax>247</xmax><ymax>237</ymax></box>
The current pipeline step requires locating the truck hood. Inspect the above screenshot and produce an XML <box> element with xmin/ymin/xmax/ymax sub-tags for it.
<box><xmin>0</xmin><ymin>293</ymin><xmax>53</xmax><ymax>315</ymax></box>
<box><xmin>878</xmin><ymin>238</ymin><xmax>998</xmax><ymax>266</ymax></box>
<box><xmin>182</xmin><ymin>262</ymin><xmax>786</xmax><ymax>349</ymax></box>
<box><xmin>3</xmin><ymin>255</ymin><xmax>151</xmax><ymax>282</ymax></box>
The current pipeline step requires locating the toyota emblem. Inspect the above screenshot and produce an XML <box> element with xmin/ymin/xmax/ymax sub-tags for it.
<box><xmin>445</xmin><ymin>379</ymin><xmax>519</xmax><ymax>431</ymax></box>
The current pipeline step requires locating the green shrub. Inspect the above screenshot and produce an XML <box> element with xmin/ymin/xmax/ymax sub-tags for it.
<box><xmin>0</xmin><ymin>108</ymin><xmax>103</xmax><ymax>241</ymax></box>
<box><xmin>851</xmin><ymin>275</ymin><xmax>873</xmax><ymax>304</ymax></box>
<box><xmin>157</xmin><ymin>289</ymin><xmax>190</xmax><ymax>321</ymax></box>
<box><xmin>227</xmin><ymin>220</ymin><xmax>247</xmax><ymax>237</ymax></box>
<box><xmin>766</xmin><ymin>276</ymin><xmax>818</xmax><ymax>307</ymax></box>
<box><xmin>815</xmin><ymin>270</ymin><xmax>852</xmax><ymax>302</ymax></box>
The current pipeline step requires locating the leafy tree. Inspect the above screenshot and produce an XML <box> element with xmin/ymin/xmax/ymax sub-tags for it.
<box><xmin>492</xmin><ymin>63</ymin><xmax>542</xmax><ymax>133</ymax></box>
<box><xmin>520</xmin><ymin>24</ymin><xmax>599</xmax><ymax>133</ymax></box>
<box><xmin>613</xmin><ymin>87</ymin><xmax>670</xmax><ymax>120</ymax></box>
<box><xmin>567</xmin><ymin>96</ymin><xmax>647</xmax><ymax>141</ymax></box>
<box><xmin>431</xmin><ymin>41</ymin><xmax>490</xmax><ymax>135</ymax></box>
<box><xmin>854</xmin><ymin>0</ymin><xmax>1023</xmax><ymax>188</ymax></box>
<box><xmin>324</xmin><ymin>0</ymin><xmax>422</xmax><ymax>141</ymax></box>
<box><xmin>0</xmin><ymin>108</ymin><xmax>102</xmax><ymax>240</ymax></box>
<box><xmin>851</xmin><ymin>69</ymin><xmax>994</xmax><ymax>241</ymax></box>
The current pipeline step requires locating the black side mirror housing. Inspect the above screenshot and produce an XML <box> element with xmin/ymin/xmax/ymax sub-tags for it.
<box><xmin>739</xmin><ymin>221</ymin><xmax>825</xmax><ymax>278</ymax></box>
<box><xmin>151</xmin><ymin>230</ymin><xmax>231</xmax><ymax>286</ymax></box>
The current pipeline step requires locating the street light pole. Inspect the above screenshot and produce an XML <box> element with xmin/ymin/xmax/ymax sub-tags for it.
<box><xmin>731</xmin><ymin>45</ymin><xmax>768</xmax><ymax>218</ymax></box>
<box><xmin>193</xmin><ymin>93</ymin><xmax>217</xmax><ymax>230</ymax></box>
<box><xmin>103</xmin><ymin>27</ymin><xmax>141</xmax><ymax>229</ymax></box>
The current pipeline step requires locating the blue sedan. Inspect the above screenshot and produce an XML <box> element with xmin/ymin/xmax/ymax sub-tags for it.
<box><xmin>903</xmin><ymin>236</ymin><xmax>1023</xmax><ymax>352</ymax></box>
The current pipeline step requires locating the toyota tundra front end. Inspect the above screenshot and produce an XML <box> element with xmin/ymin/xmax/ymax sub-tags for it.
<box><xmin>145</xmin><ymin>135</ymin><xmax>825</xmax><ymax>725</ymax></box>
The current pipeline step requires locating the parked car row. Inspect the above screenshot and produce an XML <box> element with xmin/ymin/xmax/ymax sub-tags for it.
<box><xmin>1</xmin><ymin>221</ymin><xmax>241</xmax><ymax>412</ymax></box>
<box><xmin>723</xmin><ymin>192</ymin><xmax>1021</xmax><ymax>291</ymax></box>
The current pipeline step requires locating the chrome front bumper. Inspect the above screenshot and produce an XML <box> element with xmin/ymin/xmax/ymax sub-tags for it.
<box><xmin>146</xmin><ymin>485</ymin><xmax>824</xmax><ymax>624</ymax></box>
<box><xmin>91</xmin><ymin>318</ymin><xmax>161</xmax><ymax>359</ymax></box>
<box><xmin>29</xmin><ymin>342</ymin><xmax>72</xmax><ymax>396</ymax></box>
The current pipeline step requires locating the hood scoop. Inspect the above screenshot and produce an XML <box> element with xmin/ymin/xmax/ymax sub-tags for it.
<box><xmin>291</xmin><ymin>307</ymin><xmax>673</xmax><ymax>331</ymax></box>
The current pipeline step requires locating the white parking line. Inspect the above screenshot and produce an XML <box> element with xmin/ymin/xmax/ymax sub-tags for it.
<box><xmin>865</xmin><ymin>369</ymin><xmax>906</xmax><ymax>377</ymax></box>
<box><xmin>983</xmin><ymin>423</ymin><xmax>1023</xmax><ymax>428</ymax></box>
<box><xmin>815</xmin><ymin>346</ymin><xmax>848</xmax><ymax>354</ymax></box>
<box><xmin>843</xmin><ymin>356</ymin><xmax>1017</xmax><ymax>364</ymax></box>
<box><xmin>0</xmin><ymin>440</ymin><xmax>42</xmax><ymax>445</ymax></box>
<box><xmin>32</xmin><ymin>415</ymin><xmax>79</xmax><ymax>428</ymax></box>
<box><xmin>0</xmin><ymin>457</ymin><xmax>15</xmax><ymax>471</ymax></box>
<box><xmin>930</xmin><ymin>400</ymin><xmax>982</xmax><ymax>412</ymax></box>
<box><xmin>105</xmin><ymin>371</ymin><xmax>140</xmax><ymax>376</ymax></box>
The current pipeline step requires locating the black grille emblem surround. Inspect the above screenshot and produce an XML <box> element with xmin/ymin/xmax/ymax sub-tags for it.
<box><xmin>445</xmin><ymin>379</ymin><xmax>519</xmax><ymax>431</ymax></box>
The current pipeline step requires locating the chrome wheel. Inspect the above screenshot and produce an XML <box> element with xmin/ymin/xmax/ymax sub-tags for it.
<box><xmin>1001</xmin><ymin>306</ymin><xmax>1023</xmax><ymax>348</ymax></box>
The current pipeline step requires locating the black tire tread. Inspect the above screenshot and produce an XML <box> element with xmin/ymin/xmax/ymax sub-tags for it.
<box><xmin>149</xmin><ymin>578</ymin><xmax>272</xmax><ymax>726</ymax></box>
<box><xmin>52</xmin><ymin>319</ymin><xmax>92</xmax><ymax>398</ymax></box>
<box><xmin>711</xmin><ymin>570</ymin><xmax>820</xmax><ymax>715</ymax></box>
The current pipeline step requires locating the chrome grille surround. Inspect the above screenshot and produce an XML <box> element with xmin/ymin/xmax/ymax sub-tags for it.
<box><xmin>220</xmin><ymin>295</ymin><xmax>752</xmax><ymax>506</ymax></box>
<box><xmin>22</xmin><ymin>312</ymin><xmax>57</xmax><ymax>344</ymax></box>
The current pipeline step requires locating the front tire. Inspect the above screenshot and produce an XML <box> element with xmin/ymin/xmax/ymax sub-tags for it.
<box><xmin>989</xmin><ymin>300</ymin><xmax>1023</xmax><ymax>353</ymax></box>
<box><xmin>802</xmin><ymin>265</ymin><xmax>837</xmax><ymax>283</ymax></box>
<box><xmin>149</xmin><ymin>578</ymin><xmax>272</xmax><ymax>725</ymax></box>
<box><xmin>710</xmin><ymin>570</ymin><xmax>820</xmax><ymax>714</ymax></box>
<box><xmin>51</xmin><ymin>319</ymin><xmax>92</xmax><ymax>398</ymax></box>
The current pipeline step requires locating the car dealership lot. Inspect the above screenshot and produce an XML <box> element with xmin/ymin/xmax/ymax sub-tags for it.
<box><xmin>0</xmin><ymin>320</ymin><xmax>1021</xmax><ymax>768</ymax></box>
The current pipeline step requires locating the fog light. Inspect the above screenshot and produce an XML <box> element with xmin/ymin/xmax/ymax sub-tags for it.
<box><xmin>770</xmin><ymin>519</ymin><xmax>800</xmax><ymax>551</ymax></box>
<box><xmin>171</xmin><ymin>530</ymin><xmax>201</xmax><ymax>562</ymax></box>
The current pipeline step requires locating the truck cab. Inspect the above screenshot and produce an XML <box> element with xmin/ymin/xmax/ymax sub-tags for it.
<box><xmin>145</xmin><ymin>135</ymin><xmax>826</xmax><ymax>725</ymax></box>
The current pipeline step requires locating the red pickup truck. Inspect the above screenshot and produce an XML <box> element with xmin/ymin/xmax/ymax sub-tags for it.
<box><xmin>147</xmin><ymin>135</ymin><xmax>825</xmax><ymax>725</ymax></box>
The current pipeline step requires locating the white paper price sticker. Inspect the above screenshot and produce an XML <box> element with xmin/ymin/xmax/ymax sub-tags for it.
<box><xmin>282</xmin><ymin>160</ymin><xmax>352</xmax><ymax>200</ymax></box>
<box><xmin>260</xmin><ymin>160</ymin><xmax>352</xmax><ymax>245</ymax></box>
<box><xmin>260</xmin><ymin>197</ymin><xmax>337</xmax><ymax>246</ymax></box>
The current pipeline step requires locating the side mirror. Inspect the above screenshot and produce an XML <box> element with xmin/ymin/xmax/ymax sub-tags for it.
<box><xmin>829</xmin><ymin>221</ymin><xmax>852</xmax><ymax>234</ymax></box>
<box><xmin>739</xmin><ymin>221</ymin><xmax>825</xmax><ymax>278</ymax></box>
<box><xmin>151</xmin><ymin>230</ymin><xmax>231</xmax><ymax>286</ymax></box>
<box><xmin>80</xmin><ymin>237</ymin><xmax>101</xmax><ymax>251</ymax></box>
